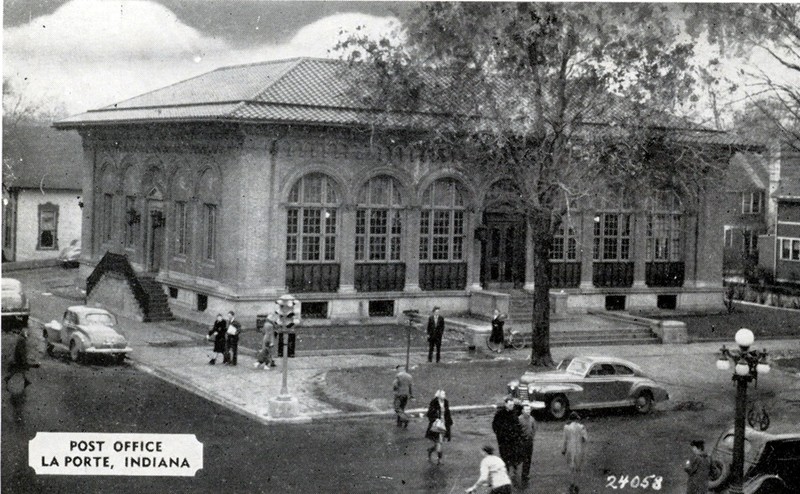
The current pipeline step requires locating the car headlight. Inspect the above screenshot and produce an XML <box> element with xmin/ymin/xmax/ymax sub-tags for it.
<box><xmin>508</xmin><ymin>380</ymin><xmax>520</xmax><ymax>390</ymax></box>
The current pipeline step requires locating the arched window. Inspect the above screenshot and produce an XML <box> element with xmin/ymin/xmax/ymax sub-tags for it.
<box><xmin>356</xmin><ymin>176</ymin><xmax>403</xmax><ymax>261</ymax></box>
<box><xmin>593</xmin><ymin>188</ymin><xmax>635</xmax><ymax>261</ymax></box>
<box><xmin>286</xmin><ymin>173</ymin><xmax>339</xmax><ymax>262</ymax></box>
<box><xmin>420</xmin><ymin>178</ymin><xmax>466</xmax><ymax>262</ymax></box>
<box><xmin>646</xmin><ymin>190</ymin><xmax>682</xmax><ymax>262</ymax></box>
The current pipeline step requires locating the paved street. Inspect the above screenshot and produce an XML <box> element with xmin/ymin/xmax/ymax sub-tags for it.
<box><xmin>3</xmin><ymin>266</ymin><xmax>800</xmax><ymax>493</ymax></box>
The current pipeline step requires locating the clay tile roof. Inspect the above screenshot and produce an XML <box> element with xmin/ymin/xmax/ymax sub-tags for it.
<box><xmin>54</xmin><ymin>57</ymin><xmax>761</xmax><ymax>150</ymax></box>
<box><xmin>3</xmin><ymin>124</ymin><xmax>83</xmax><ymax>190</ymax></box>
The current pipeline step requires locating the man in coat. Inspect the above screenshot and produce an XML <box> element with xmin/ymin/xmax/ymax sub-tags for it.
<box><xmin>392</xmin><ymin>365</ymin><xmax>413</xmax><ymax>428</ymax></box>
<box><xmin>683</xmin><ymin>440</ymin><xmax>710</xmax><ymax>494</ymax></box>
<box><xmin>224</xmin><ymin>311</ymin><xmax>242</xmax><ymax>366</ymax></box>
<box><xmin>517</xmin><ymin>401</ymin><xmax>537</xmax><ymax>487</ymax></box>
<box><xmin>492</xmin><ymin>397</ymin><xmax>523</xmax><ymax>481</ymax></box>
<box><xmin>427</xmin><ymin>307</ymin><xmax>445</xmax><ymax>363</ymax></box>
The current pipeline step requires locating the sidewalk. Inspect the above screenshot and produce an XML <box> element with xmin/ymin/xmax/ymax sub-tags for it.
<box><xmin>73</xmin><ymin>313</ymin><xmax>800</xmax><ymax>426</ymax></box>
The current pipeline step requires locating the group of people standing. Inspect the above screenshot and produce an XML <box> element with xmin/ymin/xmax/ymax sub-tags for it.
<box><xmin>491</xmin><ymin>398</ymin><xmax>538</xmax><ymax>489</ymax></box>
<box><xmin>207</xmin><ymin>311</ymin><xmax>277</xmax><ymax>369</ymax></box>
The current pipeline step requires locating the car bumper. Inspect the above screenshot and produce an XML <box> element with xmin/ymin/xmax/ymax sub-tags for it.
<box><xmin>1</xmin><ymin>310</ymin><xmax>30</xmax><ymax>318</ymax></box>
<box><xmin>85</xmin><ymin>347</ymin><xmax>133</xmax><ymax>355</ymax></box>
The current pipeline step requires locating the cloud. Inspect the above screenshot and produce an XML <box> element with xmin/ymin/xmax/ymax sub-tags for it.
<box><xmin>3</xmin><ymin>0</ymin><xmax>399</xmax><ymax>115</ymax></box>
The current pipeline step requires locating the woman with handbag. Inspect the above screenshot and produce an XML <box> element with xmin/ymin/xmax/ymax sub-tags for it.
<box><xmin>425</xmin><ymin>389</ymin><xmax>453</xmax><ymax>465</ymax></box>
<box><xmin>206</xmin><ymin>313</ymin><xmax>227</xmax><ymax>365</ymax></box>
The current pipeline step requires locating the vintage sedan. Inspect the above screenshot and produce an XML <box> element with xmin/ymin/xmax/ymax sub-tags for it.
<box><xmin>43</xmin><ymin>306</ymin><xmax>132</xmax><ymax>364</ymax></box>
<box><xmin>507</xmin><ymin>355</ymin><xmax>669</xmax><ymax>419</ymax></box>
<box><xmin>709</xmin><ymin>427</ymin><xmax>800</xmax><ymax>493</ymax></box>
<box><xmin>2</xmin><ymin>278</ymin><xmax>30</xmax><ymax>329</ymax></box>
<box><xmin>58</xmin><ymin>238</ymin><xmax>81</xmax><ymax>268</ymax></box>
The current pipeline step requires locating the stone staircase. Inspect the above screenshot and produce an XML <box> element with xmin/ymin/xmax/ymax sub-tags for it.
<box><xmin>137</xmin><ymin>274</ymin><xmax>174</xmax><ymax>322</ymax></box>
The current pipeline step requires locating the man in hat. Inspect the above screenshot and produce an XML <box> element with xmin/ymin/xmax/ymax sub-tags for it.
<box><xmin>683</xmin><ymin>439</ymin><xmax>710</xmax><ymax>494</ymax></box>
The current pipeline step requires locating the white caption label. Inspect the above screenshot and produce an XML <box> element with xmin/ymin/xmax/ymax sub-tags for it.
<box><xmin>29</xmin><ymin>433</ymin><xmax>203</xmax><ymax>476</ymax></box>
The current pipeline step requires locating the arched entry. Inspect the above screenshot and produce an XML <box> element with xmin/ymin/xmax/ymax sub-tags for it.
<box><xmin>145</xmin><ymin>187</ymin><xmax>165</xmax><ymax>272</ymax></box>
<box><xmin>482</xmin><ymin>206</ymin><xmax>526</xmax><ymax>289</ymax></box>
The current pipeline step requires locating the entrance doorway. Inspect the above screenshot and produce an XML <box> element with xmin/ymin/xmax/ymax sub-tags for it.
<box><xmin>482</xmin><ymin>211</ymin><xmax>526</xmax><ymax>289</ymax></box>
<box><xmin>146</xmin><ymin>200</ymin><xmax>165</xmax><ymax>272</ymax></box>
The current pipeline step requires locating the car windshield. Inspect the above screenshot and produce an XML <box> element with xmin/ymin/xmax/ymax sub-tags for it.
<box><xmin>565</xmin><ymin>358</ymin><xmax>590</xmax><ymax>375</ymax></box>
<box><xmin>83</xmin><ymin>313</ymin><xmax>116</xmax><ymax>326</ymax></box>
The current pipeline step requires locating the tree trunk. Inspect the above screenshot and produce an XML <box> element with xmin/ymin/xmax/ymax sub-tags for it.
<box><xmin>529</xmin><ymin>213</ymin><xmax>555</xmax><ymax>367</ymax></box>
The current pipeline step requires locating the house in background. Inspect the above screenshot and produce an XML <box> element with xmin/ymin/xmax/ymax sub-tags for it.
<box><xmin>2</xmin><ymin>124</ymin><xmax>83</xmax><ymax>263</ymax></box>
<box><xmin>758</xmin><ymin>142</ymin><xmax>800</xmax><ymax>283</ymax></box>
<box><xmin>721</xmin><ymin>152</ymin><xmax>770</xmax><ymax>280</ymax></box>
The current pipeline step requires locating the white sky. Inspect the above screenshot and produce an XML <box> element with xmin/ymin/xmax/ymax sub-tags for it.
<box><xmin>3</xmin><ymin>0</ymin><xmax>399</xmax><ymax>115</ymax></box>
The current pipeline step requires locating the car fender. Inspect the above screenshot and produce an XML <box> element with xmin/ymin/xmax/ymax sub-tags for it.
<box><xmin>629</xmin><ymin>383</ymin><xmax>668</xmax><ymax>402</ymax></box>
<box><xmin>43</xmin><ymin>320</ymin><xmax>63</xmax><ymax>342</ymax></box>
<box><xmin>70</xmin><ymin>333</ymin><xmax>90</xmax><ymax>352</ymax></box>
<box><xmin>743</xmin><ymin>474</ymin><xmax>788</xmax><ymax>494</ymax></box>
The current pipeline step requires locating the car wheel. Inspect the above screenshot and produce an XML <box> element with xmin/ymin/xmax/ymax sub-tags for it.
<box><xmin>69</xmin><ymin>340</ymin><xmax>82</xmax><ymax>363</ymax></box>
<box><xmin>708</xmin><ymin>457</ymin><xmax>730</xmax><ymax>491</ymax></box>
<box><xmin>635</xmin><ymin>391</ymin><xmax>653</xmax><ymax>414</ymax></box>
<box><xmin>548</xmin><ymin>394</ymin><xmax>569</xmax><ymax>420</ymax></box>
<box><xmin>510</xmin><ymin>332</ymin><xmax>525</xmax><ymax>350</ymax></box>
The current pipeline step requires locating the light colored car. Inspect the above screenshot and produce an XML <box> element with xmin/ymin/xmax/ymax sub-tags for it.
<box><xmin>708</xmin><ymin>427</ymin><xmax>799</xmax><ymax>493</ymax></box>
<box><xmin>2</xmin><ymin>278</ymin><xmax>30</xmax><ymax>329</ymax></box>
<box><xmin>58</xmin><ymin>238</ymin><xmax>81</xmax><ymax>267</ymax></box>
<box><xmin>507</xmin><ymin>355</ymin><xmax>669</xmax><ymax>419</ymax></box>
<box><xmin>43</xmin><ymin>306</ymin><xmax>132</xmax><ymax>364</ymax></box>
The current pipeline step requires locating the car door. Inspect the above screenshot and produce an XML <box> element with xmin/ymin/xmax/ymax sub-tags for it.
<box><xmin>583</xmin><ymin>363</ymin><xmax>629</xmax><ymax>407</ymax></box>
<box><xmin>61</xmin><ymin>310</ymin><xmax>77</xmax><ymax>345</ymax></box>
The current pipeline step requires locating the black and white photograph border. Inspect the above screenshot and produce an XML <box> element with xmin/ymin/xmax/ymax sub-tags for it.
<box><xmin>3</xmin><ymin>1</ymin><xmax>800</xmax><ymax>493</ymax></box>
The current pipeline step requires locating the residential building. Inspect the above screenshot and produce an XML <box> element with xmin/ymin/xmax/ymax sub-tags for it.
<box><xmin>2</xmin><ymin>124</ymin><xmax>83</xmax><ymax>262</ymax></box>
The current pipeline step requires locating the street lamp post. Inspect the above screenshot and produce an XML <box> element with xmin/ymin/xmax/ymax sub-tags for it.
<box><xmin>402</xmin><ymin>309</ymin><xmax>419</xmax><ymax>372</ymax></box>
<box><xmin>715</xmin><ymin>328</ymin><xmax>770</xmax><ymax>494</ymax></box>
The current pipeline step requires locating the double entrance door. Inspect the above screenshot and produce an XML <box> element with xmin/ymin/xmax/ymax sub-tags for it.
<box><xmin>482</xmin><ymin>212</ymin><xmax>526</xmax><ymax>289</ymax></box>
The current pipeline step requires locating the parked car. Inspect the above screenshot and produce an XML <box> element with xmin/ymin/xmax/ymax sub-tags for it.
<box><xmin>1</xmin><ymin>278</ymin><xmax>30</xmax><ymax>329</ymax></box>
<box><xmin>58</xmin><ymin>238</ymin><xmax>81</xmax><ymax>268</ymax></box>
<box><xmin>709</xmin><ymin>427</ymin><xmax>800</xmax><ymax>493</ymax></box>
<box><xmin>42</xmin><ymin>306</ymin><xmax>132</xmax><ymax>364</ymax></box>
<box><xmin>507</xmin><ymin>355</ymin><xmax>669</xmax><ymax>419</ymax></box>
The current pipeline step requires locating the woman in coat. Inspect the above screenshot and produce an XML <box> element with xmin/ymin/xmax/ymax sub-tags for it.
<box><xmin>207</xmin><ymin>313</ymin><xmax>227</xmax><ymax>365</ymax></box>
<box><xmin>425</xmin><ymin>389</ymin><xmax>453</xmax><ymax>465</ymax></box>
<box><xmin>562</xmin><ymin>412</ymin><xmax>589</xmax><ymax>492</ymax></box>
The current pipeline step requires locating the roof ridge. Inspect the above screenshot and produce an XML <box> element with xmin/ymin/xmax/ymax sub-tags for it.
<box><xmin>213</xmin><ymin>56</ymin><xmax>342</xmax><ymax>72</ymax></box>
<box><xmin>248</xmin><ymin>58</ymin><xmax>308</xmax><ymax>102</ymax></box>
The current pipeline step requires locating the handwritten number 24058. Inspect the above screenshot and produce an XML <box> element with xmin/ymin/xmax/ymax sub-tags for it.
<box><xmin>606</xmin><ymin>475</ymin><xmax>663</xmax><ymax>490</ymax></box>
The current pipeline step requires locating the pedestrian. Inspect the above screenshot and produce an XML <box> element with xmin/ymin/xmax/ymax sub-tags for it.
<box><xmin>562</xmin><ymin>411</ymin><xmax>589</xmax><ymax>492</ymax></box>
<box><xmin>492</xmin><ymin>397</ymin><xmax>523</xmax><ymax>481</ymax></box>
<box><xmin>254</xmin><ymin>323</ymin><xmax>276</xmax><ymax>370</ymax></box>
<box><xmin>392</xmin><ymin>365</ymin><xmax>413</xmax><ymax>428</ymax></box>
<box><xmin>426</xmin><ymin>306</ymin><xmax>445</xmax><ymax>363</ymax></box>
<box><xmin>518</xmin><ymin>401</ymin><xmax>537</xmax><ymax>487</ymax></box>
<box><xmin>425</xmin><ymin>389</ymin><xmax>452</xmax><ymax>465</ymax></box>
<box><xmin>4</xmin><ymin>327</ymin><xmax>32</xmax><ymax>389</ymax></box>
<box><xmin>465</xmin><ymin>445</ymin><xmax>513</xmax><ymax>494</ymax></box>
<box><xmin>224</xmin><ymin>311</ymin><xmax>241</xmax><ymax>366</ymax></box>
<box><xmin>207</xmin><ymin>313</ymin><xmax>227</xmax><ymax>365</ymax></box>
<box><xmin>489</xmin><ymin>308</ymin><xmax>505</xmax><ymax>351</ymax></box>
<box><xmin>684</xmin><ymin>439</ymin><xmax>710</xmax><ymax>494</ymax></box>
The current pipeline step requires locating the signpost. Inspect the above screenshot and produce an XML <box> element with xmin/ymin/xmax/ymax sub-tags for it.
<box><xmin>402</xmin><ymin>309</ymin><xmax>419</xmax><ymax>372</ymax></box>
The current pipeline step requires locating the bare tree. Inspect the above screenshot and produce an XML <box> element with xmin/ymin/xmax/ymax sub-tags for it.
<box><xmin>336</xmin><ymin>3</ymin><xmax>736</xmax><ymax>366</ymax></box>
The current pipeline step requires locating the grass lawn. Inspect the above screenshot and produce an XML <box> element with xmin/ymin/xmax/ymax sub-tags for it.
<box><xmin>324</xmin><ymin>358</ymin><xmax>541</xmax><ymax>412</ymax></box>
<box><xmin>651</xmin><ymin>304</ymin><xmax>800</xmax><ymax>341</ymax></box>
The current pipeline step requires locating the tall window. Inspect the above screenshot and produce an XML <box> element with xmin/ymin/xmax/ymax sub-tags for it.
<box><xmin>744</xmin><ymin>229</ymin><xmax>758</xmax><ymax>256</ymax></box>
<box><xmin>646</xmin><ymin>191</ymin><xmax>682</xmax><ymax>262</ymax></box>
<box><xmin>103</xmin><ymin>193</ymin><xmax>114</xmax><ymax>242</ymax></box>
<box><xmin>37</xmin><ymin>203</ymin><xmax>58</xmax><ymax>250</ymax></box>
<box><xmin>593</xmin><ymin>191</ymin><xmax>633</xmax><ymax>261</ymax></box>
<box><xmin>550</xmin><ymin>220</ymin><xmax>578</xmax><ymax>261</ymax></box>
<box><xmin>3</xmin><ymin>200</ymin><xmax>12</xmax><ymax>249</ymax></box>
<box><xmin>356</xmin><ymin>176</ymin><xmax>403</xmax><ymax>261</ymax></box>
<box><xmin>286</xmin><ymin>173</ymin><xmax>339</xmax><ymax>262</ymax></box>
<box><xmin>125</xmin><ymin>196</ymin><xmax>138</xmax><ymax>248</ymax></box>
<box><xmin>204</xmin><ymin>204</ymin><xmax>216</xmax><ymax>260</ymax></box>
<box><xmin>779</xmin><ymin>238</ymin><xmax>800</xmax><ymax>261</ymax></box>
<box><xmin>742</xmin><ymin>191</ymin><xmax>763</xmax><ymax>214</ymax></box>
<box><xmin>175</xmin><ymin>201</ymin><xmax>188</xmax><ymax>255</ymax></box>
<box><xmin>724</xmin><ymin>226</ymin><xmax>733</xmax><ymax>247</ymax></box>
<box><xmin>420</xmin><ymin>178</ymin><xmax>466</xmax><ymax>262</ymax></box>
